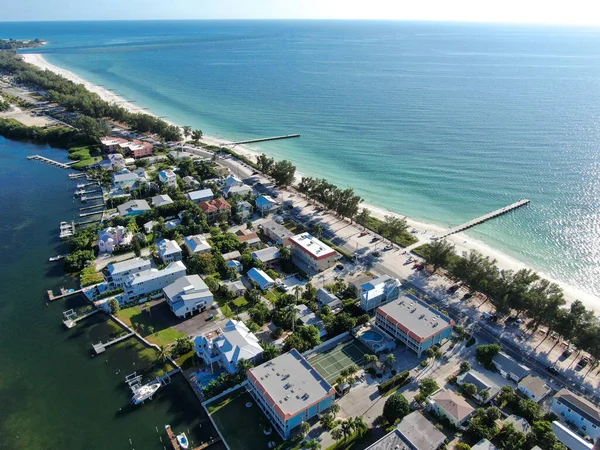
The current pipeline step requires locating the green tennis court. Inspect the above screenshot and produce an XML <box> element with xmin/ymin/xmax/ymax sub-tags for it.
<box><xmin>309</xmin><ymin>339</ymin><xmax>372</xmax><ymax>384</ymax></box>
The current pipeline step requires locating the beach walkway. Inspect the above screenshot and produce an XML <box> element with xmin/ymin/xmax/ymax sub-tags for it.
<box><xmin>432</xmin><ymin>199</ymin><xmax>530</xmax><ymax>240</ymax></box>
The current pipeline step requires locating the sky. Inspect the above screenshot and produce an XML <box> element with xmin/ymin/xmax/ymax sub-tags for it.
<box><xmin>2</xmin><ymin>0</ymin><xmax>600</xmax><ymax>25</ymax></box>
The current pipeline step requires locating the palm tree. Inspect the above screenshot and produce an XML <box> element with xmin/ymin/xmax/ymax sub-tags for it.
<box><xmin>364</xmin><ymin>354</ymin><xmax>378</xmax><ymax>370</ymax></box>
<box><xmin>301</xmin><ymin>421</ymin><xmax>310</xmax><ymax>438</ymax></box>
<box><xmin>236</xmin><ymin>358</ymin><xmax>253</xmax><ymax>374</ymax></box>
<box><xmin>385</xmin><ymin>354</ymin><xmax>396</xmax><ymax>371</ymax></box>
<box><xmin>331</xmin><ymin>428</ymin><xmax>343</xmax><ymax>444</ymax></box>
<box><xmin>330</xmin><ymin>403</ymin><xmax>341</xmax><ymax>419</ymax></box>
<box><xmin>157</xmin><ymin>345</ymin><xmax>168</xmax><ymax>362</ymax></box>
<box><xmin>352</xmin><ymin>416</ymin><xmax>368</xmax><ymax>437</ymax></box>
<box><xmin>303</xmin><ymin>438</ymin><xmax>321</xmax><ymax>450</ymax></box>
<box><xmin>341</xmin><ymin>419</ymin><xmax>353</xmax><ymax>441</ymax></box>
<box><xmin>293</xmin><ymin>285</ymin><xmax>302</xmax><ymax>302</ymax></box>
<box><xmin>313</xmin><ymin>223</ymin><xmax>324</xmax><ymax>238</ymax></box>
<box><xmin>279</xmin><ymin>245</ymin><xmax>291</xmax><ymax>261</ymax></box>
<box><xmin>182</xmin><ymin>125</ymin><xmax>192</xmax><ymax>141</ymax></box>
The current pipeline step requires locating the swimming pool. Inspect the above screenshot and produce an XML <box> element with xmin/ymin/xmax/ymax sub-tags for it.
<box><xmin>361</xmin><ymin>330</ymin><xmax>384</xmax><ymax>342</ymax></box>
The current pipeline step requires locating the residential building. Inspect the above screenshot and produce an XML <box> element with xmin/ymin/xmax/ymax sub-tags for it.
<box><xmin>294</xmin><ymin>305</ymin><xmax>327</xmax><ymax>338</ymax></box>
<box><xmin>236</xmin><ymin>200</ymin><xmax>253</xmax><ymax>220</ymax></box>
<box><xmin>457</xmin><ymin>371</ymin><xmax>499</xmax><ymax>404</ymax></box>
<box><xmin>366</xmin><ymin>411</ymin><xmax>446</xmax><ymax>450</ymax></box>
<box><xmin>236</xmin><ymin>229</ymin><xmax>262</xmax><ymax>247</ymax></box>
<box><xmin>100</xmin><ymin>136</ymin><xmax>127</xmax><ymax>153</ymax></box>
<box><xmin>198</xmin><ymin>198</ymin><xmax>231</xmax><ymax>222</ymax></box>
<box><xmin>492</xmin><ymin>352</ymin><xmax>531</xmax><ymax>383</ymax></box>
<box><xmin>184</xmin><ymin>234</ymin><xmax>211</xmax><ymax>255</ymax></box>
<box><xmin>165</xmin><ymin>219</ymin><xmax>180</xmax><ymax>230</ymax></box>
<box><xmin>518</xmin><ymin>374</ymin><xmax>551</xmax><ymax>402</ymax></box>
<box><xmin>316</xmin><ymin>288</ymin><xmax>343</xmax><ymax>312</ymax></box>
<box><xmin>552</xmin><ymin>421</ymin><xmax>595</xmax><ymax>450</ymax></box>
<box><xmin>224</xmin><ymin>175</ymin><xmax>243</xmax><ymax>188</ymax></box>
<box><xmin>125</xmin><ymin>141</ymin><xmax>153</xmax><ymax>158</ymax></box>
<box><xmin>151</xmin><ymin>194</ymin><xmax>174</xmax><ymax>208</ymax></box>
<box><xmin>350</xmin><ymin>273</ymin><xmax>376</xmax><ymax>295</ymax></box>
<box><xmin>182</xmin><ymin>175</ymin><xmax>200</xmax><ymax>190</ymax></box>
<box><xmin>289</xmin><ymin>232</ymin><xmax>338</xmax><ymax>274</ymax></box>
<box><xmin>97</xmin><ymin>226</ymin><xmax>132</xmax><ymax>253</ymax></box>
<box><xmin>471</xmin><ymin>440</ymin><xmax>498</xmax><ymax>450</ymax></box>
<box><xmin>188</xmin><ymin>188</ymin><xmax>214</xmax><ymax>203</ymax></box>
<box><xmin>195</xmin><ymin>319</ymin><xmax>263</xmax><ymax>374</ymax></box>
<box><xmin>551</xmin><ymin>389</ymin><xmax>600</xmax><ymax>440</ymax></box>
<box><xmin>359</xmin><ymin>274</ymin><xmax>402</xmax><ymax>311</ymax></box>
<box><xmin>133</xmin><ymin>167</ymin><xmax>149</xmax><ymax>182</ymax></box>
<box><xmin>260</xmin><ymin>219</ymin><xmax>294</xmax><ymax>246</ymax></box>
<box><xmin>223</xmin><ymin>184</ymin><xmax>252</xmax><ymax>198</ymax></box>
<box><xmin>222</xmin><ymin>250</ymin><xmax>241</xmax><ymax>261</ymax></box>
<box><xmin>503</xmin><ymin>415</ymin><xmax>531</xmax><ymax>434</ymax></box>
<box><xmin>247</xmin><ymin>268</ymin><xmax>275</xmax><ymax>291</ymax></box>
<box><xmin>106</xmin><ymin>153</ymin><xmax>126</xmax><ymax>170</ymax></box>
<box><xmin>122</xmin><ymin>261</ymin><xmax>187</xmax><ymax>303</ymax></box>
<box><xmin>375</xmin><ymin>295</ymin><xmax>454</xmax><ymax>356</ymax></box>
<box><xmin>112</xmin><ymin>171</ymin><xmax>140</xmax><ymax>190</ymax></box>
<box><xmin>117</xmin><ymin>199</ymin><xmax>151</xmax><ymax>217</ymax></box>
<box><xmin>251</xmin><ymin>247</ymin><xmax>281</xmax><ymax>268</ymax></box>
<box><xmin>247</xmin><ymin>349</ymin><xmax>336</xmax><ymax>439</ymax></box>
<box><xmin>220</xmin><ymin>279</ymin><xmax>246</xmax><ymax>296</ymax></box>
<box><xmin>163</xmin><ymin>275</ymin><xmax>213</xmax><ymax>318</ymax></box>
<box><xmin>105</xmin><ymin>257</ymin><xmax>152</xmax><ymax>289</ymax></box>
<box><xmin>226</xmin><ymin>259</ymin><xmax>243</xmax><ymax>273</ymax></box>
<box><xmin>157</xmin><ymin>239</ymin><xmax>182</xmax><ymax>264</ymax></box>
<box><xmin>256</xmin><ymin>195</ymin><xmax>278</xmax><ymax>215</ymax></box>
<box><xmin>158</xmin><ymin>169</ymin><xmax>177</xmax><ymax>187</ymax></box>
<box><xmin>143</xmin><ymin>220</ymin><xmax>157</xmax><ymax>234</ymax></box>
<box><xmin>429</xmin><ymin>389</ymin><xmax>475</xmax><ymax>428</ymax></box>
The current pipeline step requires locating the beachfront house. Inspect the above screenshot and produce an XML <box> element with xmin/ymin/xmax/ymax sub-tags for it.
<box><xmin>97</xmin><ymin>226</ymin><xmax>132</xmax><ymax>254</ymax></box>
<box><xmin>158</xmin><ymin>169</ymin><xmax>177</xmax><ymax>187</ymax></box>
<box><xmin>105</xmin><ymin>257</ymin><xmax>152</xmax><ymax>289</ymax></box>
<box><xmin>194</xmin><ymin>319</ymin><xmax>263</xmax><ymax>374</ymax></box>
<box><xmin>551</xmin><ymin>389</ymin><xmax>600</xmax><ymax>440</ymax></box>
<box><xmin>163</xmin><ymin>275</ymin><xmax>213</xmax><ymax>318</ymax></box>
<box><xmin>365</xmin><ymin>411</ymin><xmax>446</xmax><ymax>450</ymax></box>
<box><xmin>183</xmin><ymin>234</ymin><xmax>211</xmax><ymax>255</ymax></box>
<box><xmin>188</xmin><ymin>188</ymin><xmax>214</xmax><ymax>204</ymax></box>
<box><xmin>375</xmin><ymin>294</ymin><xmax>454</xmax><ymax>356</ymax></box>
<box><xmin>492</xmin><ymin>352</ymin><xmax>531</xmax><ymax>383</ymax></box>
<box><xmin>518</xmin><ymin>374</ymin><xmax>551</xmax><ymax>402</ymax></box>
<box><xmin>236</xmin><ymin>200</ymin><xmax>253</xmax><ymax>220</ymax></box>
<box><xmin>151</xmin><ymin>194</ymin><xmax>174</xmax><ymax>208</ymax></box>
<box><xmin>157</xmin><ymin>239</ymin><xmax>182</xmax><ymax>264</ymax></box>
<box><xmin>224</xmin><ymin>175</ymin><xmax>243</xmax><ymax>188</ymax></box>
<box><xmin>223</xmin><ymin>184</ymin><xmax>252</xmax><ymax>198</ymax></box>
<box><xmin>289</xmin><ymin>232</ymin><xmax>338</xmax><ymax>275</ymax></box>
<box><xmin>429</xmin><ymin>389</ymin><xmax>475</xmax><ymax>429</ymax></box>
<box><xmin>256</xmin><ymin>195</ymin><xmax>278</xmax><ymax>216</ymax></box>
<box><xmin>247</xmin><ymin>267</ymin><xmax>275</xmax><ymax>291</ymax></box>
<box><xmin>122</xmin><ymin>261</ymin><xmax>187</xmax><ymax>303</ymax></box>
<box><xmin>359</xmin><ymin>274</ymin><xmax>402</xmax><ymax>311</ymax></box>
<box><xmin>247</xmin><ymin>349</ymin><xmax>336</xmax><ymax>439</ymax></box>
<box><xmin>260</xmin><ymin>219</ymin><xmax>294</xmax><ymax>246</ymax></box>
<box><xmin>251</xmin><ymin>247</ymin><xmax>280</xmax><ymax>268</ymax></box>
<box><xmin>198</xmin><ymin>198</ymin><xmax>231</xmax><ymax>222</ymax></box>
<box><xmin>117</xmin><ymin>199</ymin><xmax>151</xmax><ymax>217</ymax></box>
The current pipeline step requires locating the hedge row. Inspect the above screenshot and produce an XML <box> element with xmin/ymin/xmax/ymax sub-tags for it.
<box><xmin>378</xmin><ymin>370</ymin><xmax>411</xmax><ymax>394</ymax></box>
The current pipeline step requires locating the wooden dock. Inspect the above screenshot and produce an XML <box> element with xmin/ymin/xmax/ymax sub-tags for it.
<box><xmin>165</xmin><ymin>424</ymin><xmax>221</xmax><ymax>450</ymax></box>
<box><xmin>80</xmin><ymin>210</ymin><xmax>104</xmax><ymax>218</ymax></box>
<box><xmin>432</xmin><ymin>199</ymin><xmax>531</xmax><ymax>240</ymax></box>
<box><xmin>92</xmin><ymin>332</ymin><xmax>135</xmax><ymax>354</ymax></box>
<box><xmin>27</xmin><ymin>154</ymin><xmax>70</xmax><ymax>169</ymax></box>
<box><xmin>69</xmin><ymin>172</ymin><xmax>87</xmax><ymax>179</ymax></box>
<box><xmin>81</xmin><ymin>195</ymin><xmax>103</xmax><ymax>202</ymax></box>
<box><xmin>227</xmin><ymin>133</ymin><xmax>300</xmax><ymax>145</ymax></box>
<box><xmin>63</xmin><ymin>308</ymin><xmax>99</xmax><ymax>329</ymax></box>
<box><xmin>47</xmin><ymin>287</ymin><xmax>84</xmax><ymax>301</ymax></box>
<box><xmin>80</xmin><ymin>204</ymin><xmax>105</xmax><ymax>211</ymax></box>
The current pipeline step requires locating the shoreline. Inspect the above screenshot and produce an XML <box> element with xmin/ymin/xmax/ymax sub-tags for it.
<box><xmin>20</xmin><ymin>52</ymin><xmax>600</xmax><ymax>312</ymax></box>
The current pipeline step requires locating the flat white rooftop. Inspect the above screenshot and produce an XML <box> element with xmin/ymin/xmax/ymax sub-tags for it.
<box><xmin>290</xmin><ymin>232</ymin><xmax>336</xmax><ymax>259</ymax></box>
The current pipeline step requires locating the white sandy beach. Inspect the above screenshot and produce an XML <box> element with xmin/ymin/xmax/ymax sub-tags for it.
<box><xmin>21</xmin><ymin>53</ymin><xmax>600</xmax><ymax>312</ymax></box>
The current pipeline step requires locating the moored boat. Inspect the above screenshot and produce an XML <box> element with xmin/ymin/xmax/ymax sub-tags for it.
<box><xmin>131</xmin><ymin>382</ymin><xmax>161</xmax><ymax>405</ymax></box>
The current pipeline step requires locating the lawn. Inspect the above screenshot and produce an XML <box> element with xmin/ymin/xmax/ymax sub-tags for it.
<box><xmin>215</xmin><ymin>294</ymin><xmax>250</xmax><ymax>318</ymax></box>
<box><xmin>208</xmin><ymin>388</ymin><xmax>281</xmax><ymax>450</ymax></box>
<box><xmin>68</xmin><ymin>145</ymin><xmax>102</xmax><ymax>169</ymax></box>
<box><xmin>116</xmin><ymin>305</ymin><xmax>185</xmax><ymax>346</ymax></box>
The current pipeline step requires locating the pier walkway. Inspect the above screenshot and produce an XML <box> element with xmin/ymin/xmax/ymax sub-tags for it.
<box><xmin>27</xmin><ymin>154</ymin><xmax>70</xmax><ymax>169</ymax></box>
<box><xmin>80</xmin><ymin>210</ymin><xmax>104</xmax><ymax>218</ymax></box>
<box><xmin>93</xmin><ymin>332</ymin><xmax>135</xmax><ymax>354</ymax></box>
<box><xmin>432</xmin><ymin>199</ymin><xmax>531</xmax><ymax>240</ymax></box>
<box><xmin>63</xmin><ymin>308</ymin><xmax>100</xmax><ymax>329</ymax></box>
<box><xmin>80</xmin><ymin>204</ymin><xmax>105</xmax><ymax>211</ymax></box>
<box><xmin>47</xmin><ymin>287</ymin><xmax>84</xmax><ymax>301</ymax></box>
<box><xmin>165</xmin><ymin>424</ymin><xmax>221</xmax><ymax>450</ymax></box>
<box><xmin>227</xmin><ymin>133</ymin><xmax>300</xmax><ymax>145</ymax></box>
<box><xmin>69</xmin><ymin>172</ymin><xmax>87</xmax><ymax>179</ymax></box>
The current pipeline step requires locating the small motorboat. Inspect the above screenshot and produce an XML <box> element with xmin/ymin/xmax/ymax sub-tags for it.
<box><xmin>131</xmin><ymin>382</ymin><xmax>161</xmax><ymax>405</ymax></box>
<box><xmin>176</xmin><ymin>432</ymin><xmax>189</xmax><ymax>449</ymax></box>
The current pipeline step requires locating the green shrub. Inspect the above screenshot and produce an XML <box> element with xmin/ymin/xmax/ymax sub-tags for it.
<box><xmin>378</xmin><ymin>370</ymin><xmax>410</xmax><ymax>394</ymax></box>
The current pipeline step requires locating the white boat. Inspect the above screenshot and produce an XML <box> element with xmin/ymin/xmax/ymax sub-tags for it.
<box><xmin>131</xmin><ymin>382</ymin><xmax>161</xmax><ymax>405</ymax></box>
<box><xmin>176</xmin><ymin>433</ymin><xmax>189</xmax><ymax>449</ymax></box>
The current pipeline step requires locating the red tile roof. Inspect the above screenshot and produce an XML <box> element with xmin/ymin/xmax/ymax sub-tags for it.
<box><xmin>199</xmin><ymin>198</ymin><xmax>231</xmax><ymax>213</ymax></box>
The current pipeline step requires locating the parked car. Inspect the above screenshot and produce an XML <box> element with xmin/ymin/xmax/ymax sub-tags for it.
<box><xmin>359</xmin><ymin>231</ymin><xmax>368</xmax><ymax>237</ymax></box>
<box><xmin>462</xmin><ymin>292</ymin><xmax>473</xmax><ymax>300</ymax></box>
<box><xmin>448</xmin><ymin>284</ymin><xmax>460</xmax><ymax>293</ymax></box>
<box><xmin>372</xmin><ymin>251</ymin><xmax>381</xmax><ymax>258</ymax></box>
<box><xmin>547</xmin><ymin>366</ymin><xmax>560</xmax><ymax>376</ymax></box>
<box><xmin>383</xmin><ymin>245</ymin><xmax>393</xmax><ymax>251</ymax></box>
<box><xmin>336</xmin><ymin>264</ymin><xmax>344</xmax><ymax>271</ymax></box>
<box><xmin>562</xmin><ymin>348</ymin><xmax>574</xmax><ymax>358</ymax></box>
<box><xmin>370</xmin><ymin>237</ymin><xmax>380</xmax><ymax>243</ymax></box>
<box><xmin>577</xmin><ymin>357</ymin><xmax>589</xmax><ymax>368</ymax></box>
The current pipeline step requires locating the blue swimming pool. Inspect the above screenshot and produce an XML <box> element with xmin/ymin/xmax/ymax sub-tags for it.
<box><xmin>361</xmin><ymin>330</ymin><xmax>384</xmax><ymax>342</ymax></box>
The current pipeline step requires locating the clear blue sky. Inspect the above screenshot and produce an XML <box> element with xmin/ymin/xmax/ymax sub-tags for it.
<box><xmin>3</xmin><ymin>0</ymin><xmax>600</xmax><ymax>25</ymax></box>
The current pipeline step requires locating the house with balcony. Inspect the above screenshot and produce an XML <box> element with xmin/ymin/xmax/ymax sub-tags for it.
<box><xmin>105</xmin><ymin>257</ymin><xmax>152</xmax><ymax>289</ymax></box>
<box><xmin>122</xmin><ymin>261</ymin><xmax>187</xmax><ymax>303</ymax></box>
<box><xmin>198</xmin><ymin>198</ymin><xmax>231</xmax><ymax>222</ymax></box>
<box><xmin>289</xmin><ymin>232</ymin><xmax>338</xmax><ymax>275</ymax></box>
<box><xmin>429</xmin><ymin>389</ymin><xmax>475</xmax><ymax>429</ymax></box>
<box><xmin>359</xmin><ymin>274</ymin><xmax>401</xmax><ymax>311</ymax></box>
<box><xmin>256</xmin><ymin>195</ymin><xmax>278</xmax><ymax>215</ymax></box>
<box><xmin>551</xmin><ymin>389</ymin><xmax>600</xmax><ymax>440</ymax></box>
<box><xmin>157</xmin><ymin>239</ymin><xmax>182</xmax><ymax>264</ymax></box>
<box><xmin>188</xmin><ymin>188</ymin><xmax>214</xmax><ymax>204</ymax></box>
<box><xmin>97</xmin><ymin>226</ymin><xmax>132</xmax><ymax>254</ymax></box>
<box><xmin>260</xmin><ymin>219</ymin><xmax>294</xmax><ymax>246</ymax></box>
<box><xmin>246</xmin><ymin>349</ymin><xmax>336</xmax><ymax>439</ymax></box>
<box><xmin>117</xmin><ymin>199</ymin><xmax>151</xmax><ymax>217</ymax></box>
<box><xmin>112</xmin><ymin>170</ymin><xmax>141</xmax><ymax>190</ymax></box>
<box><xmin>183</xmin><ymin>234</ymin><xmax>211</xmax><ymax>255</ymax></box>
<box><xmin>163</xmin><ymin>275</ymin><xmax>213</xmax><ymax>318</ymax></box>
<box><xmin>158</xmin><ymin>169</ymin><xmax>177</xmax><ymax>187</ymax></box>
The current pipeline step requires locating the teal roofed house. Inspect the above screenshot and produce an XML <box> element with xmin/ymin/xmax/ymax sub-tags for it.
<box><xmin>247</xmin><ymin>267</ymin><xmax>275</xmax><ymax>290</ymax></box>
<box><xmin>256</xmin><ymin>195</ymin><xmax>278</xmax><ymax>215</ymax></box>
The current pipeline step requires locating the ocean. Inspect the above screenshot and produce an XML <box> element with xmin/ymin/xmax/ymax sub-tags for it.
<box><xmin>4</xmin><ymin>19</ymin><xmax>600</xmax><ymax>299</ymax></box>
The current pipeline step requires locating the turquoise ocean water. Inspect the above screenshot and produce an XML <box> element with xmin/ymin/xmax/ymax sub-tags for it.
<box><xmin>4</xmin><ymin>20</ymin><xmax>600</xmax><ymax>299</ymax></box>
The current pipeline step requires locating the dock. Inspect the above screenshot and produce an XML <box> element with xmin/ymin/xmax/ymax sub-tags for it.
<box><xmin>165</xmin><ymin>425</ymin><xmax>221</xmax><ymax>450</ymax></box>
<box><xmin>59</xmin><ymin>221</ymin><xmax>75</xmax><ymax>239</ymax></box>
<box><xmin>27</xmin><ymin>154</ymin><xmax>71</xmax><ymax>169</ymax></box>
<box><xmin>227</xmin><ymin>134</ymin><xmax>300</xmax><ymax>145</ymax></box>
<box><xmin>80</xmin><ymin>210</ymin><xmax>104</xmax><ymax>218</ymax></box>
<box><xmin>80</xmin><ymin>204</ymin><xmax>104</xmax><ymax>211</ymax></box>
<box><xmin>48</xmin><ymin>254</ymin><xmax>68</xmax><ymax>262</ymax></box>
<box><xmin>63</xmin><ymin>308</ymin><xmax>99</xmax><ymax>328</ymax></box>
<box><xmin>69</xmin><ymin>172</ymin><xmax>87</xmax><ymax>179</ymax></box>
<box><xmin>47</xmin><ymin>287</ymin><xmax>83</xmax><ymax>301</ymax></box>
<box><xmin>432</xmin><ymin>199</ymin><xmax>531</xmax><ymax>240</ymax></box>
<box><xmin>92</xmin><ymin>332</ymin><xmax>135</xmax><ymax>354</ymax></box>
<box><xmin>81</xmin><ymin>195</ymin><xmax>103</xmax><ymax>202</ymax></box>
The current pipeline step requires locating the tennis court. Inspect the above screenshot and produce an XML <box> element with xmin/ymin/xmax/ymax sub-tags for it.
<box><xmin>309</xmin><ymin>339</ymin><xmax>372</xmax><ymax>384</ymax></box>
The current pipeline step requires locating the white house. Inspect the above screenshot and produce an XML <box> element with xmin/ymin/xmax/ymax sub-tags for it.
<box><xmin>143</xmin><ymin>220</ymin><xmax>158</xmax><ymax>234</ymax></box>
<box><xmin>492</xmin><ymin>352</ymin><xmax>531</xmax><ymax>383</ymax></box>
<box><xmin>551</xmin><ymin>389</ymin><xmax>600</xmax><ymax>440</ymax></box>
<box><xmin>97</xmin><ymin>226</ymin><xmax>132</xmax><ymax>253</ymax></box>
<box><xmin>518</xmin><ymin>374</ymin><xmax>551</xmax><ymax>402</ymax></box>
<box><xmin>122</xmin><ymin>261</ymin><xmax>187</xmax><ymax>303</ymax></box>
<box><xmin>220</xmin><ymin>279</ymin><xmax>246</xmax><ymax>296</ymax></box>
<box><xmin>260</xmin><ymin>219</ymin><xmax>294</xmax><ymax>246</ymax></box>
<box><xmin>151</xmin><ymin>194</ymin><xmax>174</xmax><ymax>208</ymax></box>
<box><xmin>188</xmin><ymin>188</ymin><xmax>214</xmax><ymax>203</ymax></box>
<box><xmin>429</xmin><ymin>389</ymin><xmax>475</xmax><ymax>429</ymax></box>
<box><xmin>157</xmin><ymin>239</ymin><xmax>182</xmax><ymax>264</ymax></box>
<box><xmin>247</xmin><ymin>267</ymin><xmax>275</xmax><ymax>290</ymax></box>
<box><xmin>105</xmin><ymin>258</ymin><xmax>152</xmax><ymax>289</ymax></box>
<box><xmin>552</xmin><ymin>421</ymin><xmax>595</xmax><ymax>450</ymax></box>
<box><xmin>117</xmin><ymin>199</ymin><xmax>151</xmax><ymax>217</ymax></box>
<box><xmin>457</xmin><ymin>371</ymin><xmax>500</xmax><ymax>404</ymax></box>
<box><xmin>184</xmin><ymin>234</ymin><xmax>211</xmax><ymax>255</ymax></box>
<box><xmin>359</xmin><ymin>274</ymin><xmax>401</xmax><ymax>311</ymax></box>
<box><xmin>182</xmin><ymin>175</ymin><xmax>200</xmax><ymax>189</ymax></box>
<box><xmin>251</xmin><ymin>247</ymin><xmax>280</xmax><ymax>268</ymax></box>
<box><xmin>158</xmin><ymin>169</ymin><xmax>177</xmax><ymax>187</ymax></box>
<box><xmin>112</xmin><ymin>170</ymin><xmax>140</xmax><ymax>190</ymax></box>
<box><xmin>294</xmin><ymin>304</ymin><xmax>327</xmax><ymax>338</ymax></box>
<box><xmin>194</xmin><ymin>319</ymin><xmax>263</xmax><ymax>373</ymax></box>
<box><xmin>317</xmin><ymin>288</ymin><xmax>343</xmax><ymax>312</ymax></box>
<box><xmin>223</xmin><ymin>184</ymin><xmax>252</xmax><ymax>198</ymax></box>
<box><xmin>236</xmin><ymin>200</ymin><xmax>253</xmax><ymax>220</ymax></box>
<box><xmin>163</xmin><ymin>275</ymin><xmax>213</xmax><ymax>318</ymax></box>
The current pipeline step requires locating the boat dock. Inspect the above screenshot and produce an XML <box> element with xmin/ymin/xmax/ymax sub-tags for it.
<box><xmin>80</xmin><ymin>204</ymin><xmax>104</xmax><ymax>211</ymax></box>
<box><xmin>69</xmin><ymin>172</ymin><xmax>87</xmax><ymax>179</ymax></box>
<box><xmin>27</xmin><ymin>154</ymin><xmax>70</xmax><ymax>169</ymax></box>
<box><xmin>48</xmin><ymin>254</ymin><xmax>68</xmax><ymax>262</ymax></box>
<box><xmin>432</xmin><ymin>199</ymin><xmax>531</xmax><ymax>240</ymax></box>
<box><xmin>165</xmin><ymin>425</ymin><xmax>221</xmax><ymax>450</ymax></box>
<box><xmin>155</xmin><ymin>368</ymin><xmax>182</xmax><ymax>385</ymax></box>
<box><xmin>59</xmin><ymin>221</ymin><xmax>75</xmax><ymax>239</ymax></box>
<box><xmin>92</xmin><ymin>332</ymin><xmax>135</xmax><ymax>354</ymax></box>
<box><xmin>47</xmin><ymin>287</ymin><xmax>84</xmax><ymax>301</ymax></box>
<box><xmin>227</xmin><ymin>133</ymin><xmax>300</xmax><ymax>145</ymax></box>
<box><xmin>62</xmin><ymin>308</ymin><xmax>99</xmax><ymax>329</ymax></box>
<box><xmin>81</xmin><ymin>195</ymin><xmax>103</xmax><ymax>202</ymax></box>
<box><xmin>80</xmin><ymin>210</ymin><xmax>104</xmax><ymax>218</ymax></box>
